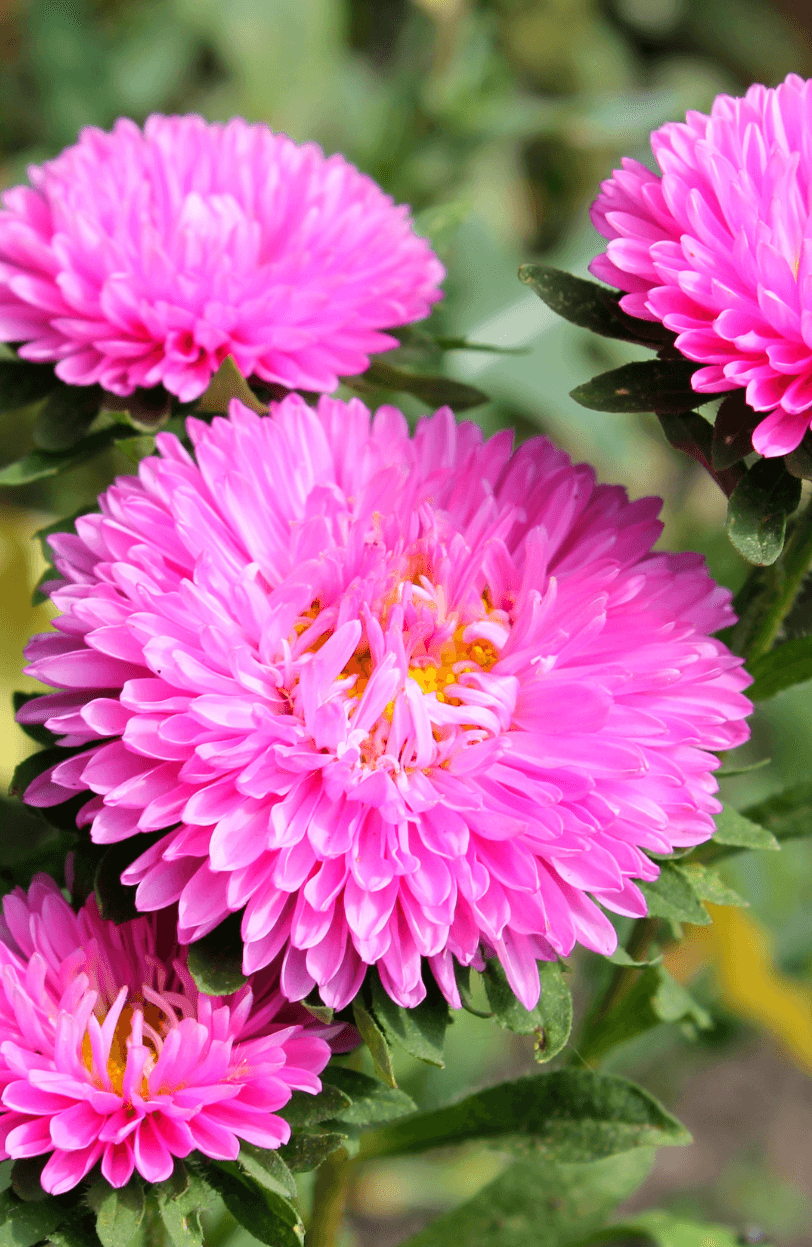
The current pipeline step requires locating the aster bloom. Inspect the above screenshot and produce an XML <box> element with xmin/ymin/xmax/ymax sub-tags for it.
<box><xmin>0</xmin><ymin>114</ymin><xmax>444</xmax><ymax>402</ymax></box>
<box><xmin>0</xmin><ymin>874</ymin><xmax>339</xmax><ymax>1194</ymax></box>
<box><xmin>20</xmin><ymin>396</ymin><xmax>752</xmax><ymax>1012</ymax></box>
<box><xmin>590</xmin><ymin>73</ymin><xmax>812</xmax><ymax>457</ymax></box>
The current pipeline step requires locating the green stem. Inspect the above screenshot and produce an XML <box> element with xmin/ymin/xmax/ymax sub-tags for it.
<box><xmin>306</xmin><ymin>1149</ymin><xmax>350</xmax><ymax>1247</ymax></box>
<box><xmin>734</xmin><ymin>494</ymin><xmax>812</xmax><ymax>662</ymax></box>
<box><xmin>570</xmin><ymin>918</ymin><xmax>658</xmax><ymax>1066</ymax></box>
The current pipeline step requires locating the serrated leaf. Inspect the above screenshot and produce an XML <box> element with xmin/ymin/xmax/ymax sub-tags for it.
<box><xmin>709</xmin><ymin>805</ymin><xmax>779</xmax><ymax>853</ymax></box>
<box><xmin>323</xmin><ymin>1068</ymin><xmax>416</xmax><ymax>1128</ymax></box>
<box><xmin>519</xmin><ymin>264</ymin><xmax>671</xmax><ymax>347</ymax></box>
<box><xmin>279</xmin><ymin>1083</ymin><xmax>351</xmax><ymax>1128</ymax></box>
<box><xmin>0</xmin><ymin>1189</ymin><xmax>66</xmax><ymax>1247</ymax></box>
<box><xmin>0</xmin><ymin>360</ymin><xmax>62</xmax><ymax>414</ymax></box>
<box><xmin>33</xmin><ymin>385</ymin><xmax>101</xmax><ymax>451</ymax></box>
<box><xmin>570</xmin><ymin>360</ymin><xmax>704</xmax><ymax>414</ymax></box>
<box><xmin>87</xmin><ymin>1179</ymin><xmax>145</xmax><ymax>1247</ymax></box>
<box><xmin>726</xmin><ymin>458</ymin><xmax>802</xmax><ymax>565</ymax></box>
<box><xmin>196</xmin><ymin>356</ymin><xmax>268</xmax><ymax>417</ymax></box>
<box><xmin>369</xmin><ymin>971</ymin><xmax>448</xmax><ymax>1067</ymax></box>
<box><xmin>678</xmin><ymin>864</ymin><xmax>747</xmax><ymax>908</ymax></box>
<box><xmin>711</xmin><ymin>391</ymin><xmax>761</xmax><ymax>470</ymax></box>
<box><xmin>0</xmin><ymin>423</ymin><xmax>135</xmax><ymax>485</ymax></box>
<box><xmin>352</xmin><ymin>1001</ymin><xmax>397</xmax><ymax>1087</ymax></box>
<box><xmin>747</xmin><ymin>635</ymin><xmax>812</xmax><ymax>700</ymax></box>
<box><xmin>638</xmin><ymin>862</ymin><xmax>710</xmax><ymax>926</ymax></box>
<box><xmin>199</xmin><ymin>1162</ymin><xmax>303</xmax><ymax>1247</ymax></box>
<box><xmin>482</xmin><ymin>959</ymin><xmax>572</xmax><ymax>1063</ymax></box>
<box><xmin>277</xmin><ymin>1130</ymin><xmax>347</xmax><ymax>1174</ymax></box>
<box><xmin>236</xmin><ymin>1144</ymin><xmax>296</xmax><ymax>1201</ymax></box>
<box><xmin>186</xmin><ymin>912</ymin><xmax>247</xmax><ymax>996</ymax></box>
<box><xmin>353</xmin><ymin>361</ymin><xmax>488</xmax><ymax>411</ymax></box>
<box><xmin>398</xmin><ymin>1148</ymin><xmax>655</xmax><ymax>1247</ymax></box>
<box><xmin>361</xmin><ymin>1069</ymin><xmax>690</xmax><ymax>1162</ymax></box>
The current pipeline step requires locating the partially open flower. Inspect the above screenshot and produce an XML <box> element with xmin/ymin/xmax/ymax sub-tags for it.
<box><xmin>0</xmin><ymin>875</ymin><xmax>337</xmax><ymax>1193</ymax></box>
<box><xmin>591</xmin><ymin>74</ymin><xmax>812</xmax><ymax>457</ymax></box>
<box><xmin>0</xmin><ymin>114</ymin><xmax>444</xmax><ymax>402</ymax></box>
<box><xmin>20</xmin><ymin>397</ymin><xmax>752</xmax><ymax>1012</ymax></box>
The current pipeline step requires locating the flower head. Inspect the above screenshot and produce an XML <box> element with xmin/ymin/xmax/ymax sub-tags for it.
<box><xmin>0</xmin><ymin>875</ymin><xmax>340</xmax><ymax>1193</ymax></box>
<box><xmin>0</xmin><ymin>114</ymin><xmax>443</xmax><ymax>402</ymax></box>
<box><xmin>20</xmin><ymin>396</ymin><xmax>752</xmax><ymax>1012</ymax></box>
<box><xmin>591</xmin><ymin>73</ymin><xmax>812</xmax><ymax>457</ymax></box>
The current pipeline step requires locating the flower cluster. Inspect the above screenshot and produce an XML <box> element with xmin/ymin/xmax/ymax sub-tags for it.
<box><xmin>20</xmin><ymin>394</ymin><xmax>752</xmax><ymax>1013</ymax></box>
<box><xmin>591</xmin><ymin>73</ymin><xmax>812</xmax><ymax>458</ymax></box>
<box><xmin>0</xmin><ymin>875</ymin><xmax>349</xmax><ymax>1193</ymax></box>
<box><xmin>0</xmin><ymin>114</ymin><xmax>444</xmax><ymax>402</ymax></box>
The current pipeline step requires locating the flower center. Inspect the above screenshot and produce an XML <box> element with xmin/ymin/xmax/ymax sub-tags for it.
<box><xmin>82</xmin><ymin>999</ymin><xmax>167</xmax><ymax>1096</ymax></box>
<box><xmin>406</xmin><ymin>627</ymin><xmax>499</xmax><ymax>704</ymax></box>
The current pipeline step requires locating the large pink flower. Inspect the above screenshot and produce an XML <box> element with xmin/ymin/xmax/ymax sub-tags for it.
<box><xmin>0</xmin><ymin>114</ymin><xmax>443</xmax><ymax>402</ymax></box>
<box><xmin>0</xmin><ymin>875</ymin><xmax>341</xmax><ymax>1194</ymax></box>
<box><xmin>19</xmin><ymin>396</ymin><xmax>752</xmax><ymax>1012</ymax></box>
<box><xmin>590</xmin><ymin>73</ymin><xmax>812</xmax><ymax>457</ymax></box>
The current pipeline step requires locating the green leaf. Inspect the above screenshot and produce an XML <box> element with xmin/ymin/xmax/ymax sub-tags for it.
<box><xmin>650</xmin><ymin>969</ymin><xmax>712</xmax><ymax>1030</ymax></box>
<box><xmin>42</xmin><ymin>1208</ymin><xmax>100</xmax><ymax>1247</ymax></box>
<box><xmin>33</xmin><ymin>385</ymin><xmax>101</xmax><ymax>451</ymax></box>
<box><xmin>277</xmin><ymin>1130</ymin><xmax>347</xmax><ymax>1174</ymax></box>
<box><xmin>196</xmin><ymin>356</ymin><xmax>268</xmax><ymax>417</ymax></box>
<box><xmin>570</xmin><ymin>361</ymin><xmax>704</xmax><ymax>415</ymax></box>
<box><xmin>0</xmin><ymin>1189</ymin><xmax>66</xmax><ymax>1247</ymax></box>
<box><xmin>696</xmin><ymin>805</ymin><xmax>780</xmax><ymax>862</ymax></box>
<box><xmin>726</xmin><ymin>458</ymin><xmax>802</xmax><ymax>566</ymax></box>
<box><xmin>352</xmin><ymin>1000</ymin><xmax>397</xmax><ymax>1087</ymax></box>
<box><xmin>279</xmin><ymin>1082</ymin><xmax>352</xmax><ymax>1128</ymax></box>
<box><xmin>199</xmin><ymin>1161</ymin><xmax>303</xmax><ymax>1247</ymax></box>
<box><xmin>413</xmin><ymin>200</ymin><xmax>471</xmax><ymax>258</ymax></box>
<box><xmin>94</xmin><ymin>840</ymin><xmax>146</xmax><ymax>924</ymax></box>
<box><xmin>678</xmin><ymin>864</ymin><xmax>747</xmax><ymax>908</ymax></box>
<box><xmin>741</xmin><ymin>781</ymin><xmax>812</xmax><ymax>846</ymax></box>
<box><xmin>711</xmin><ymin>391</ymin><xmax>761</xmax><ymax>470</ymax></box>
<box><xmin>398</xmin><ymin>1148</ymin><xmax>655</xmax><ymax>1247</ymax></box>
<box><xmin>360</xmin><ymin>1069</ymin><xmax>691</xmax><ymax>1162</ymax></box>
<box><xmin>482</xmin><ymin>959</ymin><xmax>572</xmax><ymax>1063</ymax></box>
<box><xmin>12</xmin><ymin>693</ymin><xmax>57</xmax><ymax>748</ymax></box>
<box><xmin>519</xmin><ymin>264</ymin><xmax>670</xmax><ymax>347</ymax></box>
<box><xmin>87</xmin><ymin>1179</ymin><xmax>145</xmax><ymax>1247</ymax></box>
<box><xmin>323</xmin><ymin>1068</ymin><xmax>416</xmax><ymax>1127</ymax></box>
<box><xmin>638</xmin><ymin>862</ymin><xmax>710</xmax><ymax>927</ymax></box>
<box><xmin>31</xmin><ymin>507</ymin><xmax>98</xmax><ymax>604</ymax></box>
<box><xmin>186</xmin><ymin>912</ymin><xmax>247</xmax><ymax>996</ymax></box>
<box><xmin>352</xmin><ymin>361</ymin><xmax>488</xmax><ymax>411</ymax></box>
<box><xmin>588</xmin><ymin>1209</ymin><xmax>741</xmax><ymax>1246</ymax></box>
<box><xmin>579</xmin><ymin>968</ymin><xmax>709</xmax><ymax>1064</ymax></box>
<box><xmin>236</xmin><ymin>1144</ymin><xmax>297</xmax><ymax>1201</ymax></box>
<box><xmin>0</xmin><ymin>360</ymin><xmax>62</xmax><ymax>414</ymax></box>
<box><xmin>656</xmin><ymin>412</ymin><xmax>743</xmax><ymax>497</ymax></box>
<box><xmin>454</xmin><ymin>963</ymin><xmax>492</xmax><ymax>1018</ymax></box>
<box><xmin>607</xmin><ymin>947</ymin><xmax>662</xmax><ymax>968</ymax></box>
<box><xmin>299</xmin><ymin>993</ymin><xmax>334</xmax><ymax>1025</ymax></box>
<box><xmin>153</xmin><ymin>1168</ymin><xmax>209</xmax><ymax>1247</ymax></box>
<box><xmin>0</xmin><ymin>423</ymin><xmax>135</xmax><ymax>486</ymax></box>
<box><xmin>747</xmin><ymin>635</ymin><xmax>812</xmax><ymax>700</ymax></box>
<box><xmin>8</xmin><ymin>1160</ymin><xmax>48</xmax><ymax>1204</ymax></box>
<box><xmin>369</xmin><ymin>971</ymin><xmax>448</xmax><ymax>1067</ymax></box>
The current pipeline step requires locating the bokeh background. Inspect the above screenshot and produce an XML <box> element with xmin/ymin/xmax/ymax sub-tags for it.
<box><xmin>2</xmin><ymin>0</ymin><xmax>812</xmax><ymax>1243</ymax></box>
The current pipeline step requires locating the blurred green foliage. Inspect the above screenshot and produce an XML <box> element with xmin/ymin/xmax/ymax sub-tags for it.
<box><xmin>2</xmin><ymin>0</ymin><xmax>812</xmax><ymax>1243</ymax></box>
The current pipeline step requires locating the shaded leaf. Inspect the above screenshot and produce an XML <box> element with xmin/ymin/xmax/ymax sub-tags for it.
<box><xmin>33</xmin><ymin>385</ymin><xmax>101</xmax><ymax>451</ymax></box>
<box><xmin>587</xmin><ymin>1209</ymin><xmax>741</xmax><ymax>1246</ymax></box>
<box><xmin>711</xmin><ymin>391</ymin><xmax>761</xmax><ymax>470</ymax></box>
<box><xmin>579</xmin><ymin>968</ymin><xmax>709</xmax><ymax>1064</ymax></box>
<box><xmin>726</xmin><ymin>459</ymin><xmax>802</xmax><ymax>566</ymax></box>
<box><xmin>0</xmin><ymin>360</ymin><xmax>62</xmax><ymax>414</ymax></box>
<box><xmin>277</xmin><ymin>1130</ymin><xmax>347</xmax><ymax>1174</ymax></box>
<box><xmin>0</xmin><ymin>423</ymin><xmax>136</xmax><ymax>486</ymax></box>
<box><xmin>236</xmin><ymin>1144</ymin><xmax>297</xmax><ymax>1201</ymax></box>
<box><xmin>353</xmin><ymin>361</ymin><xmax>488</xmax><ymax>411</ymax></box>
<box><xmin>279</xmin><ymin>1083</ymin><xmax>351</xmax><ymax>1128</ymax></box>
<box><xmin>197</xmin><ymin>356</ymin><xmax>268</xmax><ymax>416</ymax></box>
<box><xmin>741</xmin><ymin>782</ymin><xmax>812</xmax><ymax>846</ymax></box>
<box><xmin>370</xmin><ymin>971</ymin><xmax>448</xmax><ymax>1068</ymax></box>
<box><xmin>483</xmin><ymin>959</ymin><xmax>572</xmax><ymax>1063</ymax></box>
<box><xmin>199</xmin><ymin>1162</ymin><xmax>303</xmax><ymax>1247</ymax></box>
<box><xmin>454</xmin><ymin>963</ymin><xmax>492</xmax><ymax>1018</ymax></box>
<box><xmin>300</xmin><ymin>992</ymin><xmax>334</xmax><ymax>1025</ymax></box>
<box><xmin>518</xmin><ymin>264</ymin><xmax>670</xmax><ymax>347</ymax></box>
<box><xmin>100</xmin><ymin>388</ymin><xmax>172</xmax><ymax>432</ymax></box>
<box><xmin>12</xmin><ymin>693</ymin><xmax>57</xmax><ymax>748</ymax></box>
<box><xmin>398</xmin><ymin>1148</ymin><xmax>655</xmax><ymax>1247</ymax></box>
<box><xmin>656</xmin><ymin>412</ymin><xmax>742</xmax><ymax>496</ymax></box>
<box><xmin>186</xmin><ymin>912</ymin><xmax>247</xmax><ymax>997</ymax></box>
<box><xmin>0</xmin><ymin>1189</ymin><xmax>66</xmax><ymax>1247</ymax></box>
<box><xmin>87</xmin><ymin>1179</ymin><xmax>145</xmax><ymax>1247</ymax></box>
<box><xmin>570</xmin><ymin>360</ymin><xmax>704</xmax><ymax>415</ymax></box>
<box><xmin>39</xmin><ymin>1207</ymin><xmax>99</xmax><ymax>1247</ymax></box>
<box><xmin>705</xmin><ymin>805</ymin><xmax>779</xmax><ymax>857</ymax></box>
<box><xmin>352</xmin><ymin>1000</ymin><xmax>397</xmax><ymax>1088</ymax></box>
<box><xmin>8</xmin><ymin>1161</ymin><xmax>47</xmax><ymax>1204</ymax></box>
<box><xmin>607</xmin><ymin>947</ymin><xmax>662</xmax><ymax>968</ymax></box>
<box><xmin>638</xmin><ymin>863</ymin><xmax>710</xmax><ymax>927</ymax></box>
<box><xmin>324</xmin><ymin>1068</ymin><xmax>416</xmax><ymax>1128</ymax></box>
<box><xmin>747</xmin><ymin>635</ymin><xmax>812</xmax><ymax>700</ymax></box>
<box><xmin>360</xmin><ymin>1069</ymin><xmax>690</xmax><ymax>1162</ymax></box>
<box><xmin>94</xmin><ymin>839</ymin><xmax>151</xmax><ymax>925</ymax></box>
<box><xmin>651</xmin><ymin>969</ymin><xmax>712</xmax><ymax>1029</ymax></box>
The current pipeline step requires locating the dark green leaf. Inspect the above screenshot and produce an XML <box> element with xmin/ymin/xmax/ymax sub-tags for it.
<box><xmin>656</xmin><ymin>412</ymin><xmax>743</xmax><ymax>497</ymax></box>
<box><xmin>352</xmin><ymin>1000</ymin><xmax>397</xmax><ymax>1087</ymax></box>
<box><xmin>570</xmin><ymin>361</ymin><xmax>704</xmax><ymax>415</ymax></box>
<box><xmin>279</xmin><ymin>1082</ymin><xmax>352</xmax><ymax>1128</ymax></box>
<box><xmin>9</xmin><ymin>1161</ymin><xmax>47</xmax><ymax>1204</ymax></box>
<box><xmin>31</xmin><ymin>507</ymin><xmax>97</xmax><ymax>604</ymax></box>
<box><xmin>277</xmin><ymin>1130</ymin><xmax>347</xmax><ymax>1174</ymax></box>
<box><xmin>588</xmin><ymin>1209</ymin><xmax>741</xmax><ymax>1246</ymax></box>
<box><xmin>196</xmin><ymin>356</ymin><xmax>268</xmax><ymax>417</ymax></box>
<box><xmin>483</xmin><ymin>959</ymin><xmax>572</xmax><ymax>1063</ymax></box>
<box><xmin>42</xmin><ymin>1208</ymin><xmax>100</xmax><ymax>1247</ymax></box>
<box><xmin>100</xmin><ymin>387</ymin><xmax>173</xmax><ymax>432</ymax></box>
<box><xmin>0</xmin><ymin>424</ymin><xmax>135</xmax><ymax>486</ymax></box>
<box><xmin>199</xmin><ymin>1162</ymin><xmax>303</xmax><ymax>1247</ymax></box>
<box><xmin>236</xmin><ymin>1144</ymin><xmax>296</xmax><ymax>1201</ymax></box>
<box><xmin>323</xmin><ymin>1068</ymin><xmax>416</xmax><ymax>1127</ymax></box>
<box><xmin>186</xmin><ymin>912</ymin><xmax>247</xmax><ymax>997</ymax></box>
<box><xmin>786</xmin><ymin>431</ymin><xmax>812</xmax><ymax>481</ymax></box>
<box><xmin>0</xmin><ymin>1189</ymin><xmax>66</xmax><ymax>1247</ymax></box>
<box><xmin>86</xmin><ymin>1179</ymin><xmax>145</xmax><ymax>1247</ymax></box>
<box><xmin>398</xmin><ymin>1149</ymin><xmax>655</xmax><ymax>1247</ymax></box>
<box><xmin>726</xmin><ymin>459</ymin><xmax>802</xmax><ymax>566</ymax></box>
<box><xmin>678</xmin><ymin>864</ymin><xmax>747</xmax><ymax>908</ymax></box>
<box><xmin>454</xmin><ymin>963</ymin><xmax>492</xmax><ymax>1018</ymax></box>
<box><xmin>518</xmin><ymin>264</ymin><xmax>670</xmax><ymax>347</ymax></box>
<box><xmin>300</xmin><ymin>993</ymin><xmax>334</xmax><ymax>1024</ymax></box>
<box><xmin>352</xmin><ymin>361</ymin><xmax>488</xmax><ymax>411</ymax></box>
<box><xmin>370</xmin><ymin>971</ymin><xmax>448</xmax><ymax>1067</ymax></box>
<box><xmin>711</xmin><ymin>391</ymin><xmax>761</xmax><ymax>470</ymax></box>
<box><xmin>579</xmin><ymin>967</ymin><xmax>710</xmax><ymax>1064</ymax></box>
<box><xmin>638</xmin><ymin>863</ymin><xmax>710</xmax><ymax>927</ymax></box>
<box><xmin>10</xmin><ymin>743</ymin><xmax>93</xmax><ymax>804</ymax></box>
<box><xmin>0</xmin><ymin>361</ymin><xmax>61</xmax><ymax>414</ymax></box>
<box><xmin>11</xmin><ymin>693</ymin><xmax>56</xmax><ymax>748</ymax></box>
<box><xmin>94</xmin><ymin>840</ymin><xmax>148</xmax><ymax>925</ymax></box>
<box><xmin>747</xmin><ymin>635</ymin><xmax>812</xmax><ymax>700</ymax></box>
<box><xmin>741</xmin><ymin>782</ymin><xmax>812</xmax><ymax>846</ymax></box>
<box><xmin>0</xmin><ymin>797</ymin><xmax>72</xmax><ymax>879</ymax></box>
<box><xmin>33</xmin><ymin>385</ymin><xmax>101</xmax><ymax>451</ymax></box>
<box><xmin>153</xmin><ymin>1168</ymin><xmax>209</xmax><ymax>1247</ymax></box>
<box><xmin>360</xmin><ymin>1069</ymin><xmax>691</xmax><ymax>1162</ymax></box>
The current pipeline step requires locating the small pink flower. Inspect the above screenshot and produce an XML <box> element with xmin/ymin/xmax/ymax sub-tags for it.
<box><xmin>591</xmin><ymin>73</ymin><xmax>812</xmax><ymax>456</ymax></box>
<box><xmin>0</xmin><ymin>875</ymin><xmax>341</xmax><ymax>1193</ymax></box>
<box><xmin>20</xmin><ymin>396</ymin><xmax>752</xmax><ymax>1013</ymax></box>
<box><xmin>0</xmin><ymin>114</ymin><xmax>444</xmax><ymax>402</ymax></box>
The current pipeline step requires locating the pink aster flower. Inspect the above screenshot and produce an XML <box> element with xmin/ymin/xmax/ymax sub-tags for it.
<box><xmin>0</xmin><ymin>114</ymin><xmax>444</xmax><ymax>402</ymax></box>
<box><xmin>0</xmin><ymin>874</ymin><xmax>341</xmax><ymax>1194</ymax></box>
<box><xmin>19</xmin><ymin>396</ymin><xmax>752</xmax><ymax>1012</ymax></box>
<box><xmin>590</xmin><ymin>73</ymin><xmax>812</xmax><ymax>457</ymax></box>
